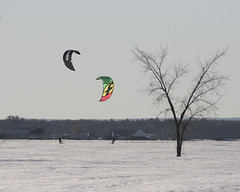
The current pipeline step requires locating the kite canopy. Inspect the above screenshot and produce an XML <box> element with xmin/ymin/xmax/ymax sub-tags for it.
<box><xmin>63</xmin><ymin>50</ymin><xmax>80</xmax><ymax>71</ymax></box>
<box><xmin>96</xmin><ymin>76</ymin><xmax>114</xmax><ymax>102</ymax></box>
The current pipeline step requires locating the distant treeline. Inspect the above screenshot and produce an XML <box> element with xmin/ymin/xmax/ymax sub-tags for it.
<box><xmin>0</xmin><ymin>115</ymin><xmax>240</xmax><ymax>140</ymax></box>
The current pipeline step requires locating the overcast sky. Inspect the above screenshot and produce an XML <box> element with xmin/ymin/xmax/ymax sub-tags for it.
<box><xmin>0</xmin><ymin>0</ymin><xmax>239</xmax><ymax>120</ymax></box>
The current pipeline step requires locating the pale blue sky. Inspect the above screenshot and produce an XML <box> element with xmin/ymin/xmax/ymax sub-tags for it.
<box><xmin>0</xmin><ymin>0</ymin><xmax>239</xmax><ymax>119</ymax></box>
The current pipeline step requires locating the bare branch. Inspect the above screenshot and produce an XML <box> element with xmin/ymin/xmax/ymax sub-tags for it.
<box><xmin>166</xmin><ymin>63</ymin><xmax>188</xmax><ymax>93</ymax></box>
<box><xmin>179</xmin><ymin>48</ymin><xmax>228</xmax><ymax>123</ymax></box>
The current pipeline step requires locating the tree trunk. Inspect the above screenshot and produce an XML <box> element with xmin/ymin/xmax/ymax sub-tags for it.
<box><xmin>176</xmin><ymin>126</ymin><xmax>182</xmax><ymax>157</ymax></box>
<box><xmin>177</xmin><ymin>142</ymin><xmax>182</xmax><ymax>157</ymax></box>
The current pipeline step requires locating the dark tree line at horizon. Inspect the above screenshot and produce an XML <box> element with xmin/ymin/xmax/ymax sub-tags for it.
<box><xmin>0</xmin><ymin>116</ymin><xmax>240</xmax><ymax>140</ymax></box>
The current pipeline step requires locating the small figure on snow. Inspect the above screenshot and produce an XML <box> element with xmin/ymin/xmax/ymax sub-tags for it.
<box><xmin>112</xmin><ymin>137</ymin><xmax>116</xmax><ymax>144</ymax></box>
<box><xmin>111</xmin><ymin>131</ymin><xmax>116</xmax><ymax>144</ymax></box>
<box><xmin>59</xmin><ymin>137</ymin><xmax>63</xmax><ymax>144</ymax></box>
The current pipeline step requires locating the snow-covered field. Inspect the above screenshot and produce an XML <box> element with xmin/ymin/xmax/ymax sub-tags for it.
<box><xmin>0</xmin><ymin>140</ymin><xmax>239</xmax><ymax>192</ymax></box>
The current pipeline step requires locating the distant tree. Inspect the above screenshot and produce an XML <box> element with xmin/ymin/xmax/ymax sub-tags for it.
<box><xmin>6</xmin><ymin>115</ymin><xmax>22</xmax><ymax>121</ymax></box>
<box><xmin>133</xmin><ymin>47</ymin><xmax>229</xmax><ymax>156</ymax></box>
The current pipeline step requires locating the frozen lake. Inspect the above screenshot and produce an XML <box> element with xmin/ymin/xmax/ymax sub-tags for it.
<box><xmin>0</xmin><ymin>140</ymin><xmax>239</xmax><ymax>192</ymax></box>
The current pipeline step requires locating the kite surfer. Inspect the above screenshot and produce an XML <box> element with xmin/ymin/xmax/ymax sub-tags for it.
<box><xmin>111</xmin><ymin>131</ymin><xmax>116</xmax><ymax>144</ymax></box>
<box><xmin>59</xmin><ymin>137</ymin><xmax>63</xmax><ymax>144</ymax></box>
<box><xmin>112</xmin><ymin>137</ymin><xmax>116</xmax><ymax>144</ymax></box>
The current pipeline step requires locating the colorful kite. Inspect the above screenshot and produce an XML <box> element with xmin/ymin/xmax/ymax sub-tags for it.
<box><xmin>63</xmin><ymin>50</ymin><xmax>80</xmax><ymax>71</ymax></box>
<box><xmin>96</xmin><ymin>76</ymin><xmax>114</xmax><ymax>102</ymax></box>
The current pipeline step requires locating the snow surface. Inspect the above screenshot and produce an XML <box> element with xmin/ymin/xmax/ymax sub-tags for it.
<box><xmin>0</xmin><ymin>140</ymin><xmax>239</xmax><ymax>192</ymax></box>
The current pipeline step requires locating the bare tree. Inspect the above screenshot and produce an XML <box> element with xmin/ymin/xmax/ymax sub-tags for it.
<box><xmin>133</xmin><ymin>47</ymin><xmax>229</xmax><ymax>156</ymax></box>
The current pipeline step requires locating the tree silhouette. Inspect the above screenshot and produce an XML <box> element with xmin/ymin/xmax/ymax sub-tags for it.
<box><xmin>133</xmin><ymin>47</ymin><xmax>229</xmax><ymax>156</ymax></box>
